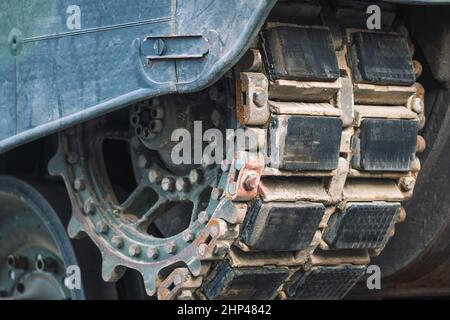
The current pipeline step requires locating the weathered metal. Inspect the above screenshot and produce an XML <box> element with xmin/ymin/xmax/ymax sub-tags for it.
<box><xmin>0</xmin><ymin>0</ymin><xmax>277</xmax><ymax>154</ymax></box>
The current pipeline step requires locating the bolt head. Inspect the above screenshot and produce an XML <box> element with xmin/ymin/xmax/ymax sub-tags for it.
<box><xmin>161</xmin><ymin>177</ymin><xmax>174</xmax><ymax>192</ymax></box>
<box><xmin>182</xmin><ymin>230</ymin><xmax>195</xmax><ymax>242</ymax></box>
<box><xmin>83</xmin><ymin>200</ymin><xmax>96</xmax><ymax>215</ymax></box>
<box><xmin>148</xmin><ymin>169</ymin><xmax>163</xmax><ymax>183</ymax></box>
<box><xmin>128</xmin><ymin>244</ymin><xmax>141</xmax><ymax>257</ymax></box>
<box><xmin>147</xmin><ymin>247</ymin><xmax>159</xmax><ymax>259</ymax></box>
<box><xmin>198</xmin><ymin>211</ymin><xmax>210</xmax><ymax>224</ymax></box>
<box><xmin>74</xmin><ymin>178</ymin><xmax>86</xmax><ymax>191</ymax></box>
<box><xmin>197</xmin><ymin>243</ymin><xmax>208</xmax><ymax>257</ymax></box>
<box><xmin>189</xmin><ymin>169</ymin><xmax>203</xmax><ymax>184</ymax></box>
<box><xmin>176</xmin><ymin>177</ymin><xmax>190</xmax><ymax>192</ymax></box>
<box><xmin>96</xmin><ymin>221</ymin><xmax>109</xmax><ymax>234</ymax></box>
<box><xmin>111</xmin><ymin>236</ymin><xmax>124</xmax><ymax>249</ymax></box>
<box><xmin>211</xmin><ymin>188</ymin><xmax>222</xmax><ymax>201</ymax></box>
<box><xmin>165</xmin><ymin>242</ymin><xmax>177</xmax><ymax>254</ymax></box>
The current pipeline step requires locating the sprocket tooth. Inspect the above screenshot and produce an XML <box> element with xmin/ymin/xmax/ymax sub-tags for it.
<box><xmin>67</xmin><ymin>217</ymin><xmax>86</xmax><ymax>239</ymax></box>
<box><xmin>47</xmin><ymin>142</ymin><xmax>66</xmax><ymax>177</ymax></box>
<box><xmin>101</xmin><ymin>259</ymin><xmax>126</xmax><ymax>282</ymax></box>
<box><xmin>142</xmin><ymin>272</ymin><xmax>158</xmax><ymax>297</ymax></box>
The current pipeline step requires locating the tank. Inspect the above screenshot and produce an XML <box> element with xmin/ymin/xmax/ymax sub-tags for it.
<box><xmin>0</xmin><ymin>0</ymin><xmax>450</xmax><ymax>300</ymax></box>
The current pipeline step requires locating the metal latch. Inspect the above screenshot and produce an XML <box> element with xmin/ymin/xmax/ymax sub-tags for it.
<box><xmin>143</xmin><ymin>35</ymin><xmax>209</xmax><ymax>61</ymax></box>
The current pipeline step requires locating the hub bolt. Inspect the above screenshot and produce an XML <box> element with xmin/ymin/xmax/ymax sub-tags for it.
<box><xmin>198</xmin><ymin>211</ymin><xmax>210</xmax><ymax>224</ymax></box>
<box><xmin>176</xmin><ymin>177</ymin><xmax>190</xmax><ymax>192</ymax></box>
<box><xmin>161</xmin><ymin>177</ymin><xmax>175</xmax><ymax>192</ymax></box>
<box><xmin>189</xmin><ymin>169</ymin><xmax>203</xmax><ymax>184</ymax></box>
<box><xmin>165</xmin><ymin>242</ymin><xmax>177</xmax><ymax>254</ymax></box>
<box><xmin>74</xmin><ymin>178</ymin><xmax>86</xmax><ymax>191</ymax></box>
<box><xmin>112</xmin><ymin>236</ymin><xmax>124</xmax><ymax>249</ymax></box>
<box><xmin>96</xmin><ymin>221</ymin><xmax>109</xmax><ymax>234</ymax></box>
<box><xmin>128</xmin><ymin>244</ymin><xmax>141</xmax><ymax>257</ymax></box>
<box><xmin>147</xmin><ymin>247</ymin><xmax>159</xmax><ymax>259</ymax></box>
<box><xmin>148</xmin><ymin>169</ymin><xmax>163</xmax><ymax>183</ymax></box>
<box><xmin>83</xmin><ymin>200</ymin><xmax>96</xmax><ymax>215</ymax></box>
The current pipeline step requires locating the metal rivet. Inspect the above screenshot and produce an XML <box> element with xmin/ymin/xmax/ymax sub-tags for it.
<box><xmin>128</xmin><ymin>244</ymin><xmax>141</xmax><ymax>257</ymax></box>
<box><xmin>147</xmin><ymin>247</ymin><xmax>159</xmax><ymax>259</ymax></box>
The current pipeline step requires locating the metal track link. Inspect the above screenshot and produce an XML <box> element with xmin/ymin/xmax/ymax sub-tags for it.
<box><xmin>161</xmin><ymin>14</ymin><xmax>425</xmax><ymax>300</ymax></box>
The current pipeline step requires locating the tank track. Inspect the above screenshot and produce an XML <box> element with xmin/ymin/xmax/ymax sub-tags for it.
<box><xmin>50</xmin><ymin>3</ymin><xmax>426</xmax><ymax>300</ymax></box>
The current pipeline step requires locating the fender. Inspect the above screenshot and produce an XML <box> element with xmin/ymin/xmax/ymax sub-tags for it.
<box><xmin>0</xmin><ymin>0</ymin><xmax>276</xmax><ymax>153</ymax></box>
